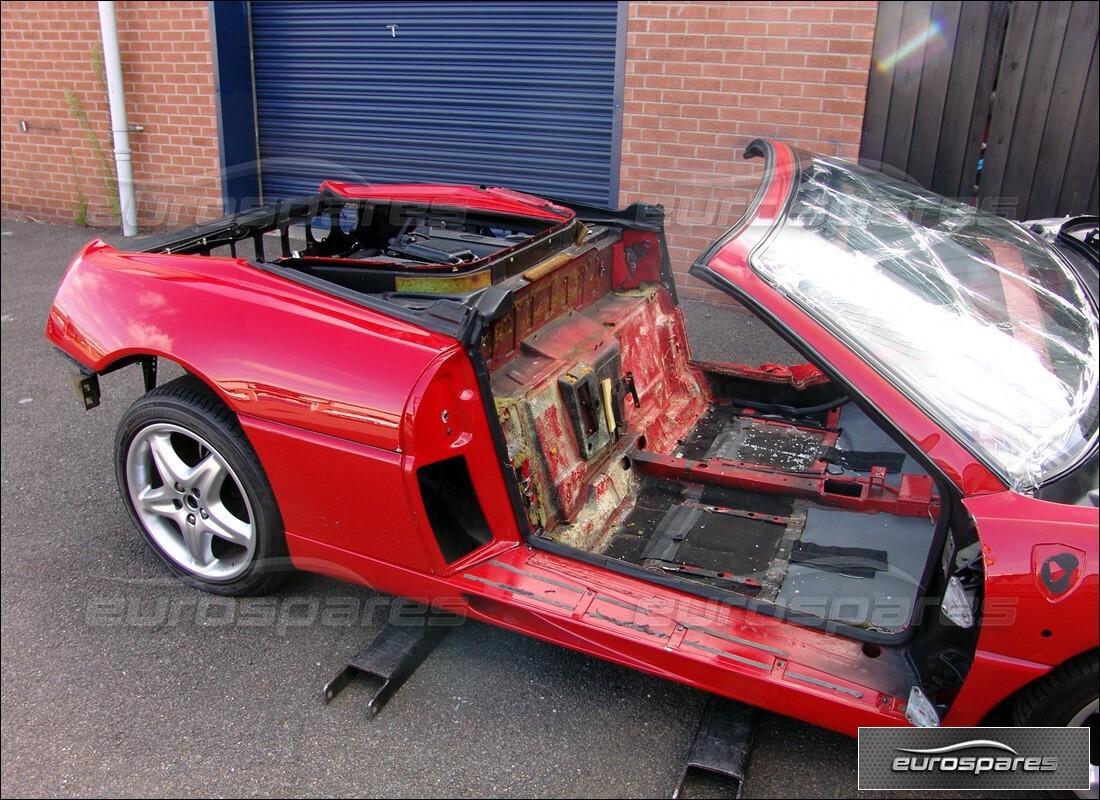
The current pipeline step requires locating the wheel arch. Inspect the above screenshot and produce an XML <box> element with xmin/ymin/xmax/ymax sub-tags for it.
<box><xmin>83</xmin><ymin>348</ymin><xmax>243</xmax><ymax>417</ymax></box>
<box><xmin>1013</xmin><ymin>645</ymin><xmax>1099</xmax><ymax>702</ymax></box>
<box><xmin>983</xmin><ymin>645</ymin><xmax>1100</xmax><ymax>725</ymax></box>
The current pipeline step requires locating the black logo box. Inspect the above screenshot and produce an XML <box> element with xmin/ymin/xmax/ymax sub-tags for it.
<box><xmin>857</xmin><ymin>726</ymin><xmax>1090</xmax><ymax>791</ymax></box>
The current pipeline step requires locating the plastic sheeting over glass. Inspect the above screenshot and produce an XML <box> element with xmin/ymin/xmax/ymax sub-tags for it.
<box><xmin>750</xmin><ymin>156</ymin><xmax>1099</xmax><ymax>491</ymax></box>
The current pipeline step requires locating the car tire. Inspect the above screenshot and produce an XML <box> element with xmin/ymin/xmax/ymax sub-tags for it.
<box><xmin>1013</xmin><ymin>650</ymin><xmax>1098</xmax><ymax>799</ymax></box>
<box><xmin>115</xmin><ymin>374</ymin><xmax>289</xmax><ymax>596</ymax></box>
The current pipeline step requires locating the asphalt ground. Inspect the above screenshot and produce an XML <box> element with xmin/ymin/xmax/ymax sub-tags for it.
<box><xmin>1</xmin><ymin>218</ymin><xmax>1011</xmax><ymax>798</ymax></box>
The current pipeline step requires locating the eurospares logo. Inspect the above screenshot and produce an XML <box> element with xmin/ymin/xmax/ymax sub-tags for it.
<box><xmin>893</xmin><ymin>739</ymin><xmax>1057</xmax><ymax>774</ymax></box>
<box><xmin>858</xmin><ymin>727</ymin><xmax>1090</xmax><ymax>790</ymax></box>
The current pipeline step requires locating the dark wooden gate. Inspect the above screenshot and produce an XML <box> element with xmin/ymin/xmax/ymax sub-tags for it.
<box><xmin>860</xmin><ymin>1</ymin><xmax>1098</xmax><ymax>219</ymax></box>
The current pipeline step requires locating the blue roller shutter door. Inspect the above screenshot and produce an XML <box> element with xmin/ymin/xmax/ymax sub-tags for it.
<box><xmin>249</xmin><ymin>1</ymin><xmax>621</xmax><ymax>206</ymax></box>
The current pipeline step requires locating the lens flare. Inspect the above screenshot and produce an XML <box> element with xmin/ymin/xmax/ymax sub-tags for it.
<box><xmin>877</xmin><ymin>20</ymin><xmax>943</xmax><ymax>72</ymax></box>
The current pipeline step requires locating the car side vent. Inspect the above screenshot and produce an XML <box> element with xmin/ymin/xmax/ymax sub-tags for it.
<box><xmin>417</xmin><ymin>456</ymin><xmax>492</xmax><ymax>563</ymax></box>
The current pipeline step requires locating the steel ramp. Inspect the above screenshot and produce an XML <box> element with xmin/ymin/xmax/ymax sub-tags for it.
<box><xmin>323</xmin><ymin>601</ymin><xmax>453</xmax><ymax>718</ymax></box>
<box><xmin>673</xmin><ymin>697</ymin><xmax>756</xmax><ymax>799</ymax></box>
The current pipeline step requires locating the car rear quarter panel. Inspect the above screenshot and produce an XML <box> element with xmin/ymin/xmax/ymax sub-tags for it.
<box><xmin>399</xmin><ymin>347</ymin><xmax>526</xmax><ymax>556</ymax></box>
<box><xmin>47</xmin><ymin>240</ymin><xmax>455</xmax><ymax>451</ymax></box>
<box><xmin>46</xmin><ymin>240</ymin><xmax>468</xmax><ymax>573</ymax></box>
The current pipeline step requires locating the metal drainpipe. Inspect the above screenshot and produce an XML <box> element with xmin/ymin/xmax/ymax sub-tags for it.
<box><xmin>98</xmin><ymin>1</ymin><xmax>138</xmax><ymax>236</ymax></box>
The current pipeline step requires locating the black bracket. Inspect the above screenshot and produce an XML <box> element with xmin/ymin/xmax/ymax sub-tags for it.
<box><xmin>673</xmin><ymin>697</ymin><xmax>756</xmax><ymax>799</ymax></box>
<box><xmin>141</xmin><ymin>356</ymin><xmax>158</xmax><ymax>392</ymax></box>
<box><xmin>618</xmin><ymin>371</ymin><xmax>641</xmax><ymax>409</ymax></box>
<box><xmin>74</xmin><ymin>372</ymin><xmax>101</xmax><ymax>410</ymax></box>
<box><xmin>558</xmin><ymin>367</ymin><xmax>610</xmax><ymax>459</ymax></box>
<box><xmin>323</xmin><ymin>603</ymin><xmax>453</xmax><ymax>718</ymax></box>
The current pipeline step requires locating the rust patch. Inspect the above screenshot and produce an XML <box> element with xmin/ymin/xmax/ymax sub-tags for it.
<box><xmin>491</xmin><ymin>285</ymin><xmax>710</xmax><ymax>546</ymax></box>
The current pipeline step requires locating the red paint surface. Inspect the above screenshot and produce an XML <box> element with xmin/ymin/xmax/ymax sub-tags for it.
<box><xmin>319</xmin><ymin>181</ymin><xmax>574</xmax><ymax>222</ymax></box>
<box><xmin>47</xmin><ymin>240</ymin><xmax>453</xmax><ymax>453</ymax></box>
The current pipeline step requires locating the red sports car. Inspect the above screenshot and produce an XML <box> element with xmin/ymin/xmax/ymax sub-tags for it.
<box><xmin>46</xmin><ymin>139</ymin><xmax>1098</xmax><ymax>793</ymax></box>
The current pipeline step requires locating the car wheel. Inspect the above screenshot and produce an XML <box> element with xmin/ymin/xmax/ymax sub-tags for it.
<box><xmin>115</xmin><ymin>374</ymin><xmax>288</xmax><ymax>596</ymax></box>
<box><xmin>1014</xmin><ymin>650</ymin><xmax>1098</xmax><ymax>799</ymax></box>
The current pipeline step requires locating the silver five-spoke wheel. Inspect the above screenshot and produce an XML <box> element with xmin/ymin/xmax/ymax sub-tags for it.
<box><xmin>126</xmin><ymin>423</ymin><xmax>255</xmax><ymax>581</ymax></box>
<box><xmin>116</xmin><ymin>375</ymin><xmax>287</xmax><ymax>595</ymax></box>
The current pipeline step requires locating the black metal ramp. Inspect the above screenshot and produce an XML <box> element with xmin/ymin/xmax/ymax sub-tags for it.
<box><xmin>673</xmin><ymin>697</ymin><xmax>756</xmax><ymax>799</ymax></box>
<box><xmin>323</xmin><ymin>601</ymin><xmax>453</xmax><ymax>718</ymax></box>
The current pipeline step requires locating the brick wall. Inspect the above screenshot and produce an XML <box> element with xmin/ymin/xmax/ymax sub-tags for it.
<box><xmin>619</xmin><ymin>1</ymin><xmax>878</xmax><ymax>303</ymax></box>
<box><xmin>1</xmin><ymin>1</ymin><xmax>221</xmax><ymax>231</ymax></box>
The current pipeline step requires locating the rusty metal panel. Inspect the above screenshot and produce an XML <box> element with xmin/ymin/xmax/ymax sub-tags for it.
<box><xmin>487</xmin><ymin>243</ymin><xmax>615</xmax><ymax>370</ymax></box>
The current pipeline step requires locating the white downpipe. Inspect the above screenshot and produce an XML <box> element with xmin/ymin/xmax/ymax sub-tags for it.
<box><xmin>98</xmin><ymin>1</ymin><xmax>137</xmax><ymax>235</ymax></box>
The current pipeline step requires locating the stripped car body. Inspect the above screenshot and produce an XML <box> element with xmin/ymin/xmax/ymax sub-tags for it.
<box><xmin>47</xmin><ymin>140</ymin><xmax>1098</xmax><ymax>765</ymax></box>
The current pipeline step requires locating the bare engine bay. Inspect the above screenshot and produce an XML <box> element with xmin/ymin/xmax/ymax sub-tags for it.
<box><xmin>276</xmin><ymin>198</ymin><xmax>576</xmax><ymax>296</ymax></box>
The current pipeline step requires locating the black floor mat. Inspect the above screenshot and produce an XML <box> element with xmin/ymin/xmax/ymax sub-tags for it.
<box><xmin>676</xmin><ymin>405</ymin><xmax>730</xmax><ymax>461</ymax></box>
<box><xmin>679</xmin><ymin>510</ymin><xmax>785</xmax><ymax>573</ymax></box>
<box><xmin>777</xmin><ymin>507</ymin><xmax>937</xmax><ymax>636</ymax></box>
<box><xmin>699</xmin><ymin>484</ymin><xmax>794</xmax><ymax>518</ymax></box>
<box><xmin>603</xmin><ymin>480</ymin><xmax>686</xmax><ymax>562</ymax></box>
<box><xmin>603</xmin><ymin>475</ymin><xmax>793</xmax><ymax>596</ymax></box>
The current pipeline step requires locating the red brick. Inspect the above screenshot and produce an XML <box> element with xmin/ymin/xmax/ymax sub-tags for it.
<box><xmin>822</xmin><ymin>97</ymin><xmax>868</xmax><ymax>115</ymax></box>
<box><xmin>632</xmin><ymin>32</ymin><xmax>668</xmax><ymax>48</ymax></box>
<box><xmin>764</xmin><ymin>51</ymin><xmax>808</xmax><ymax>67</ymax></box>
<box><xmin>689</xmin><ymin>19</ymin><xmax>730</xmax><ymax>35</ymax></box>
<box><xmin>645</xmin><ymin>75</ymin><xmax>686</xmax><ymax>90</ymax></box>
<box><xmin>705</xmin><ymin>33</ymin><xmax>747</xmax><ymax>50</ymax></box>
<box><xmin>811</xmin><ymin>22</ymin><xmax>861</xmax><ymax>39</ymax></box>
<box><xmin>788</xmin><ymin>7</ymin><xmax>835</xmax><ymax>23</ymax></box>
<box><xmin>782</xmin><ymin>65</ymin><xmax>830</xmax><ymax>84</ymax></box>
<box><xmin>805</xmin><ymin>51</ymin><xmax>853</xmax><ymax>69</ymax></box>
<box><xmin>689</xmin><ymin>47</ymin><xmax>728</xmax><ymax>64</ymax></box>
<box><xmin>638</xmin><ymin>2</ymin><xmax>668</xmax><ymax>20</ymax></box>
<box><xmin>648</xmin><ymin>18</ymin><xmax>696</xmax><ymax>34</ymax></box>
<box><xmin>784</xmin><ymin>96</ymin><xmax>824</xmax><ymax>112</ymax></box>
<box><xmin>824</xmin><ymin>67</ymin><xmax>865</xmax><ymax>84</ymax></box>
<box><xmin>833</xmin><ymin>6</ymin><xmax>879</xmax><ymax>25</ymax></box>
<box><xmin>667</xmin><ymin>4</ymin><xmax>708</xmax><ymax>20</ymax></box>
<box><xmin>760</xmin><ymin>79</ymin><xmax>803</xmax><ymax>97</ymax></box>
<box><xmin>746</xmin><ymin>6</ymin><xmax>790</xmax><ymax>22</ymax></box>
<box><xmin>720</xmin><ymin>78</ymin><xmax>764</xmax><ymax>95</ymax></box>
<box><xmin>768</xmin><ymin>27</ymin><xmax>815</xmax><ymax>46</ymax></box>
